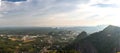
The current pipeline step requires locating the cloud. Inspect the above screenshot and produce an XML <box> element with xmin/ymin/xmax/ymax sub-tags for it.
<box><xmin>1</xmin><ymin>0</ymin><xmax>90</xmax><ymax>18</ymax></box>
<box><xmin>92</xmin><ymin>3</ymin><xmax>117</xmax><ymax>8</ymax></box>
<box><xmin>1</xmin><ymin>0</ymin><xmax>120</xmax><ymax>26</ymax></box>
<box><xmin>2</xmin><ymin>0</ymin><xmax>27</xmax><ymax>2</ymax></box>
<box><xmin>0</xmin><ymin>0</ymin><xmax>89</xmax><ymax>18</ymax></box>
<box><xmin>0</xmin><ymin>0</ymin><xmax>91</xmax><ymax>26</ymax></box>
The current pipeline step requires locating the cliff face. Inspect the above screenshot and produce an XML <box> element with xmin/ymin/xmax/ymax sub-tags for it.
<box><xmin>64</xmin><ymin>25</ymin><xmax>120</xmax><ymax>53</ymax></box>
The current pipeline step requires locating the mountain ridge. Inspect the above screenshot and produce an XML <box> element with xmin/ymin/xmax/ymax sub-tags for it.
<box><xmin>63</xmin><ymin>25</ymin><xmax>120</xmax><ymax>53</ymax></box>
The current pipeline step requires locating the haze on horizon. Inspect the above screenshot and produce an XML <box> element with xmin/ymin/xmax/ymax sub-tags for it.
<box><xmin>0</xmin><ymin>0</ymin><xmax>120</xmax><ymax>27</ymax></box>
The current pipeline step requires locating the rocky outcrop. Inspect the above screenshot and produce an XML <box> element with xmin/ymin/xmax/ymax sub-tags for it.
<box><xmin>76</xmin><ymin>31</ymin><xmax>88</xmax><ymax>40</ymax></box>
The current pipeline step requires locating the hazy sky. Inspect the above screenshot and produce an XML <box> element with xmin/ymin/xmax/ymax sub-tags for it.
<box><xmin>0</xmin><ymin>0</ymin><xmax>120</xmax><ymax>27</ymax></box>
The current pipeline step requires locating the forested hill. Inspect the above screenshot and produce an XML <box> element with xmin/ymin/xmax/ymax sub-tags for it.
<box><xmin>64</xmin><ymin>25</ymin><xmax>120</xmax><ymax>53</ymax></box>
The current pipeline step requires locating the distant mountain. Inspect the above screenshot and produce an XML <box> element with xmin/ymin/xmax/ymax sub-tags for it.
<box><xmin>64</xmin><ymin>25</ymin><xmax>120</xmax><ymax>53</ymax></box>
<box><xmin>59</xmin><ymin>25</ymin><xmax>107</xmax><ymax>34</ymax></box>
<box><xmin>0</xmin><ymin>25</ymin><xmax>107</xmax><ymax>35</ymax></box>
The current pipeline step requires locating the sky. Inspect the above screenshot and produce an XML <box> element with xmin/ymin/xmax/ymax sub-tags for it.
<box><xmin>0</xmin><ymin>0</ymin><xmax>120</xmax><ymax>27</ymax></box>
